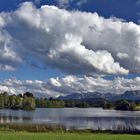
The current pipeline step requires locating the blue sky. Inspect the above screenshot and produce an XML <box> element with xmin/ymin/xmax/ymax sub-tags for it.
<box><xmin>0</xmin><ymin>0</ymin><xmax>140</xmax><ymax>23</ymax></box>
<box><xmin>0</xmin><ymin>0</ymin><xmax>140</xmax><ymax>96</ymax></box>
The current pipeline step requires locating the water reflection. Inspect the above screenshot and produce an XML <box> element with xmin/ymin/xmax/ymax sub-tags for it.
<box><xmin>0</xmin><ymin>108</ymin><xmax>140</xmax><ymax>130</ymax></box>
<box><xmin>0</xmin><ymin>115</ymin><xmax>32</xmax><ymax>123</ymax></box>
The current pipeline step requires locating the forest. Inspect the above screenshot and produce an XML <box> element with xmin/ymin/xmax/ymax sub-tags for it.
<box><xmin>0</xmin><ymin>92</ymin><xmax>64</xmax><ymax>110</ymax></box>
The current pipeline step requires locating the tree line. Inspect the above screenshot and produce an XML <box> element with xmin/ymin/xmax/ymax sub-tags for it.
<box><xmin>0</xmin><ymin>92</ymin><xmax>65</xmax><ymax>110</ymax></box>
<box><xmin>64</xmin><ymin>98</ymin><xmax>138</xmax><ymax>111</ymax></box>
<box><xmin>0</xmin><ymin>92</ymin><xmax>139</xmax><ymax>111</ymax></box>
<box><xmin>0</xmin><ymin>92</ymin><xmax>36</xmax><ymax>110</ymax></box>
<box><xmin>36</xmin><ymin>98</ymin><xmax>65</xmax><ymax>108</ymax></box>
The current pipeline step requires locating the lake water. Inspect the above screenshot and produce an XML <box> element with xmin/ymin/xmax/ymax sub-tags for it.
<box><xmin>0</xmin><ymin>108</ymin><xmax>140</xmax><ymax>130</ymax></box>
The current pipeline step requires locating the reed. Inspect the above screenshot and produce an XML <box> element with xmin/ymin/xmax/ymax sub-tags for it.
<box><xmin>0</xmin><ymin>123</ymin><xmax>139</xmax><ymax>134</ymax></box>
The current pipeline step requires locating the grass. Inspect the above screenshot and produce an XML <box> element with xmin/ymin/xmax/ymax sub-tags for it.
<box><xmin>135</xmin><ymin>105</ymin><xmax>140</xmax><ymax>111</ymax></box>
<box><xmin>0</xmin><ymin>132</ymin><xmax>139</xmax><ymax>140</ymax></box>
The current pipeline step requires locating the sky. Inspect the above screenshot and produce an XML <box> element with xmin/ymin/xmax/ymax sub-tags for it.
<box><xmin>0</xmin><ymin>0</ymin><xmax>140</xmax><ymax>97</ymax></box>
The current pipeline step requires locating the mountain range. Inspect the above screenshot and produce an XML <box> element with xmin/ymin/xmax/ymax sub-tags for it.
<box><xmin>58</xmin><ymin>90</ymin><xmax>140</xmax><ymax>101</ymax></box>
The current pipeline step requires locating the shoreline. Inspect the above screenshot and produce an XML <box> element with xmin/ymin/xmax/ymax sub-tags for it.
<box><xmin>0</xmin><ymin>123</ymin><xmax>139</xmax><ymax>134</ymax></box>
<box><xmin>0</xmin><ymin>107</ymin><xmax>140</xmax><ymax>111</ymax></box>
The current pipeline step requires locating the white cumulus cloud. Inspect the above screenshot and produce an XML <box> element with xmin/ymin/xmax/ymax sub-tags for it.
<box><xmin>0</xmin><ymin>76</ymin><xmax>140</xmax><ymax>97</ymax></box>
<box><xmin>0</xmin><ymin>2</ymin><xmax>139</xmax><ymax>75</ymax></box>
<box><xmin>48</xmin><ymin>75</ymin><xmax>140</xmax><ymax>95</ymax></box>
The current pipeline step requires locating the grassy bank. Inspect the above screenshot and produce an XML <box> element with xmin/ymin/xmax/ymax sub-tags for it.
<box><xmin>0</xmin><ymin>123</ymin><xmax>140</xmax><ymax>134</ymax></box>
<box><xmin>0</xmin><ymin>124</ymin><xmax>139</xmax><ymax>140</ymax></box>
<box><xmin>0</xmin><ymin>132</ymin><xmax>139</xmax><ymax>140</ymax></box>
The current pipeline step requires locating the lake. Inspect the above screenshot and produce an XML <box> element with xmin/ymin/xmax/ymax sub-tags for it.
<box><xmin>0</xmin><ymin>108</ymin><xmax>140</xmax><ymax>131</ymax></box>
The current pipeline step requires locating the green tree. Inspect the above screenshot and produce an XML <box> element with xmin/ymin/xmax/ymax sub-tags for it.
<box><xmin>9</xmin><ymin>95</ymin><xmax>17</xmax><ymax>109</ymax></box>
<box><xmin>15</xmin><ymin>96</ymin><xmax>23</xmax><ymax>109</ymax></box>
<box><xmin>0</xmin><ymin>94</ymin><xmax>4</xmax><ymax>109</ymax></box>
<box><xmin>115</xmin><ymin>100</ymin><xmax>136</xmax><ymax>111</ymax></box>
<box><xmin>22</xmin><ymin>97</ymin><xmax>36</xmax><ymax>110</ymax></box>
<box><xmin>3</xmin><ymin>92</ymin><xmax>10</xmax><ymax>108</ymax></box>
<box><xmin>23</xmin><ymin>92</ymin><xmax>34</xmax><ymax>97</ymax></box>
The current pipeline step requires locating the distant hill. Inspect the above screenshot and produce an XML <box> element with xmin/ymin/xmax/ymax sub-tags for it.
<box><xmin>58</xmin><ymin>90</ymin><xmax>140</xmax><ymax>101</ymax></box>
<box><xmin>118</xmin><ymin>90</ymin><xmax>140</xmax><ymax>101</ymax></box>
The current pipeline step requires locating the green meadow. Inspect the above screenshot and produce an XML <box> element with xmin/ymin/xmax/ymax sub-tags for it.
<box><xmin>0</xmin><ymin>132</ymin><xmax>139</xmax><ymax>140</ymax></box>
